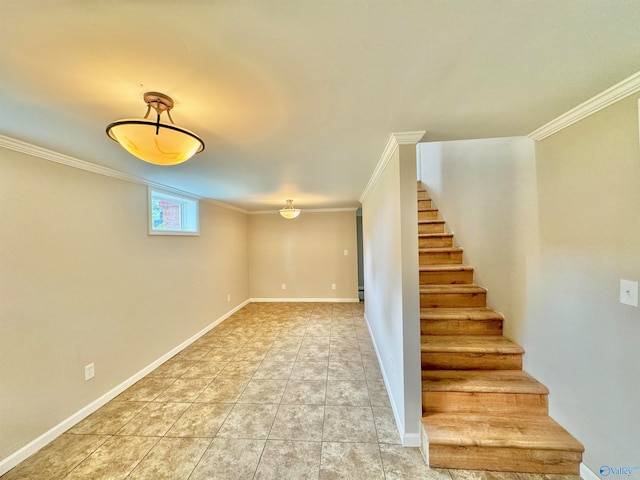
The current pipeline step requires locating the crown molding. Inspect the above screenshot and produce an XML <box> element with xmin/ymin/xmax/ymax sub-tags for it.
<box><xmin>0</xmin><ymin>134</ymin><xmax>247</xmax><ymax>213</ymax></box>
<box><xmin>249</xmin><ymin>207</ymin><xmax>358</xmax><ymax>215</ymax></box>
<box><xmin>528</xmin><ymin>71</ymin><xmax>640</xmax><ymax>141</ymax></box>
<box><xmin>359</xmin><ymin>131</ymin><xmax>426</xmax><ymax>204</ymax></box>
<box><xmin>0</xmin><ymin>134</ymin><xmax>141</xmax><ymax>184</ymax></box>
<box><xmin>204</xmin><ymin>199</ymin><xmax>249</xmax><ymax>214</ymax></box>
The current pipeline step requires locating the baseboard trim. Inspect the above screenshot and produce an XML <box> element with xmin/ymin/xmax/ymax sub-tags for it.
<box><xmin>420</xmin><ymin>423</ymin><xmax>430</xmax><ymax>465</ymax></box>
<box><xmin>249</xmin><ymin>297</ymin><xmax>360</xmax><ymax>303</ymax></box>
<box><xmin>364</xmin><ymin>312</ymin><xmax>422</xmax><ymax>447</ymax></box>
<box><xmin>364</xmin><ymin>312</ymin><xmax>408</xmax><ymax>445</ymax></box>
<box><xmin>402</xmin><ymin>432</ymin><xmax>422</xmax><ymax>447</ymax></box>
<box><xmin>0</xmin><ymin>300</ymin><xmax>249</xmax><ymax>476</ymax></box>
<box><xmin>580</xmin><ymin>463</ymin><xmax>600</xmax><ymax>480</ymax></box>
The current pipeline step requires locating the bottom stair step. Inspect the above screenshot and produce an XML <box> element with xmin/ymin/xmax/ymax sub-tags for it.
<box><xmin>421</xmin><ymin>413</ymin><xmax>584</xmax><ymax>474</ymax></box>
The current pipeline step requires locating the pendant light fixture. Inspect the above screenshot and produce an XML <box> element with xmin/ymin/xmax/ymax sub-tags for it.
<box><xmin>106</xmin><ymin>92</ymin><xmax>204</xmax><ymax>166</ymax></box>
<box><xmin>279</xmin><ymin>199</ymin><xmax>301</xmax><ymax>219</ymax></box>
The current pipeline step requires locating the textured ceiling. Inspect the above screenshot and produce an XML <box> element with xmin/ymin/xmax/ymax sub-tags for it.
<box><xmin>1</xmin><ymin>0</ymin><xmax>639</xmax><ymax>210</ymax></box>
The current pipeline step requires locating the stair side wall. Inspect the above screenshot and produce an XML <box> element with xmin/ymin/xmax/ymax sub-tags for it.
<box><xmin>361</xmin><ymin>135</ymin><xmax>423</xmax><ymax>445</ymax></box>
<box><xmin>418</xmin><ymin>94</ymin><xmax>640</xmax><ymax>477</ymax></box>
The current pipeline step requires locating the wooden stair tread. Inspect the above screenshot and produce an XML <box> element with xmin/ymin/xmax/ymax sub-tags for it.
<box><xmin>418</xmin><ymin>219</ymin><xmax>445</xmax><ymax>224</ymax></box>
<box><xmin>420</xmin><ymin>284</ymin><xmax>486</xmax><ymax>294</ymax></box>
<box><xmin>418</xmin><ymin>233</ymin><xmax>454</xmax><ymax>238</ymax></box>
<box><xmin>419</xmin><ymin>247</ymin><xmax>462</xmax><ymax>253</ymax></box>
<box><xmin>421</xmin><ymin>308</ymin><xmax>503</xmax><ymax>336</ymax></box>
<box><xmin>421</xmin><ymin>335</ymin><xmax>524</xmax><ymax>354</ymax></box>
<box><xmin>418</xmin><ymin>207</ymin><xmax>439</xmax><ymax>212</ymax></box>
<box><xmin>420</xmin><ymin>264</ymin><xmax>473</xmax><ymax>272</ymax></box>
<box><xmin>422</xmin><ymin>413</ymin><xmax>584</xmax><ymax>452</ymax></box>
<box><xmin>420</xmin><ymin>307</ymin><xmax>501</xmax><ymax>320</ymax></box>
<box><xmin>422</xmin><ymin>370</ymin><xmax>548</xmax><ymax>394</ymax></box>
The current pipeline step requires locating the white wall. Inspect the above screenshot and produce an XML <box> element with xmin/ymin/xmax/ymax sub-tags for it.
<box><xmin>247</xmin><ymin>211</ymin><xmax>358</xmax><ymax>301</ymax></box>
<box><xmin>0</xmin><ymin>147</ymin><xmax>250</xmax><ymax>467</ymax></box>
<box><xmin>418</xmin><ymin>137</ymin><xmax>539</xmax><ymax>342</ymax></box>
<box><xmin>533</xmin><ymin>95</ymin><xmax>640</xmax><ymax>474</ymax></box>
<box><xmin>361</xmin><ymin>138</ymin><xmax>421</xmax><ymax>445</ymax></box>
<box><xmin>418</xmin><ymin>93</ymin><xmax>640</xmax><ymax>475</ymax></box>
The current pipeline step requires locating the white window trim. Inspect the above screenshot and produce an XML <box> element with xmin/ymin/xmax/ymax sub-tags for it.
<box><xmin>148</xmin><ymin>187</ymin><xmax>200</xmax><ymax>236</ymax></box>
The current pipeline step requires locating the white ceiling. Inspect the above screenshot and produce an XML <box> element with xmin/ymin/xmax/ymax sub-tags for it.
<box><xmin>1</xmin><ymin>0</ymin><xmax>639</xmax><ymax>211</ymax></box>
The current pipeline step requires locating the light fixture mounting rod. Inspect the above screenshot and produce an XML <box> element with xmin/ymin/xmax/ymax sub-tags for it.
<box><xmin>143</xmin><ymin>92</ymin><xmax>175</xmax><ymax>126</ymax></box>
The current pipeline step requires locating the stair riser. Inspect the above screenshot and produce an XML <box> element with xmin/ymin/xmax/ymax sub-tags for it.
<box><xmin>422</xmin><ymin>392</ymin><xmax>548</xmax><ymax>416</ymax></box>
<box><xmin>420</xmin><ymin>270</ymin><xmax>473</xmax><ymax>285</ymax></box>
<box><xmin>428</xmin><ymin>445</ymin><xmax>581</xmax><ymax>475</ymax></box>
<box><xmin>419</xmin><ymin>236</ymin><xmax>453</xmax><ymax>248</ymax></box>
<box><xmin>418</xmin><ymin>210</ymin><xmax>439</xmax><ymax>221</ymax></box>
<box><xmin>420</xmin><ymin>292</ymin><xmax>486</xmax><ymax>308</ymax></box>
<box><xmin>419</xmin><ymin>251</ymin><xmax>463</xmax><ymax>265</ymax></box>
<box><xmin>418</xmin><ymin>199</ymin><xmax>433</xmax><ymax>209</ymax></box>
<box><xmin>422</xmin><ymin>352</ymin><xmax>522</xmax><ymax>370</ymax></box>
<box><xmin>418</xmin><ymin>190</ymin><xmax>429</xmax><ymax>200</ymax></box>
<box><xmin>418</xmin><ymin>222</ymin><xmax>445</xmax><ymax>234</ymax></box>
<box><xmin>421</xmin><ymin>319</ymin><xmax>503</xmax><ymax>336</ymax></box>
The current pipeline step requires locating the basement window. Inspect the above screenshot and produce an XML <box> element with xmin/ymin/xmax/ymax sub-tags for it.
<box><xmin>148</xmin><ymin>188</ymin><xmax>199</xmax><ymax>235</ymax></box>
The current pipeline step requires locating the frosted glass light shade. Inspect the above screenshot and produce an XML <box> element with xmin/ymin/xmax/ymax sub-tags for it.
<box><xmin>107</xmin><ymin>119</ymin><xmax>204</xmax><ymax>166</ymax></box>
<box><xmin>279</xmin><ymin>199</ymin><xmax>301</xmax><ymax>219</ymax></box>
<box><xmin>280</xmin><ymin>209</ymin><xmax>301</xmax><ymax>219</ymax></box>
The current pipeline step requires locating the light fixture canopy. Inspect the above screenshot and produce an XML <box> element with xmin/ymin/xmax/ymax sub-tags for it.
<box><xmin>106</xmin><ymin>91</ymin><xmax>204</xmax><ymax>166</ymax></box>
<box><xmin>279</xmin><ymin>199</ymin><xmax>301</xmax><ymax>219</ymax></box>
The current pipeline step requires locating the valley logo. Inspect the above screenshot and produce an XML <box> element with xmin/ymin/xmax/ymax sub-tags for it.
<box><xmin>600</xmin><ymin>465</ymin><xmax>640</xmax><ymax>477</ymax></box>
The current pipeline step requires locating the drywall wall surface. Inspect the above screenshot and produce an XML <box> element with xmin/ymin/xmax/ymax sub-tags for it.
<box><xmin>533</xmin><ymin>94</ymin><xmax>640</xmax><ymax>474</ymax></box>
<box><xmin>362</xmin><ymin>147</ymin><xmax>406</xmax><ymax>434</ymax></box>
<box><xmin>0</xmin><ymin>147</ymin><xmax>249</xmax><ymax>461</ymax></box>
<box><xmin>362</xmin><ymin>143</ymin><xmax>421</xmax><ymax>444</ymax></box>
<box><xmin>247</xmin><ymin>211</ymin><xmax>358</xmax><ymax>300</ymax></box>
<box><xmin>418</xmin><ymin>136</ymin><xmax>539</xmax><ymax>343</ymax></box>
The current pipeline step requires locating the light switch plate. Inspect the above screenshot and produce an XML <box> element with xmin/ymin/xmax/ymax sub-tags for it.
<box><xmin>620</xmin><ymin>279</ymin><xmax>638</xmax><ymax>307</ymax></box>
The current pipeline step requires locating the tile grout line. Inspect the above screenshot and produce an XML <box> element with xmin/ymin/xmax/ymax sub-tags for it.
<box><xmin>250</xmin><ymin>310</ymin><xmax>306</xmax><ymax>479</ymax></box>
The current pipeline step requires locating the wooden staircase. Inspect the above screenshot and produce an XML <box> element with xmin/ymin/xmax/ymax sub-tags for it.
<box><xmin>417</xmin><ymin>182</ymin><xmax>584</xmax><ymax>475</ymax></box>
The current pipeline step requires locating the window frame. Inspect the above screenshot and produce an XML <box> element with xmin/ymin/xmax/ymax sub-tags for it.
<box><xmin>148</xmin><ymin>187</ymin><xmax>200</xmax><ymax>236</ymax></box>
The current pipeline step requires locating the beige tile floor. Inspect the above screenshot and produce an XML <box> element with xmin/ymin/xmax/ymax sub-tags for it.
<box><xmin>2</xmin><ymin>302</ymin><xmax>583</xmax><ymax>480</ymax></box>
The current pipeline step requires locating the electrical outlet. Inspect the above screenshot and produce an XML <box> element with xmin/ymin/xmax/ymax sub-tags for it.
<box><xmin>620</xmin><ymin>279</ymin><xmax>638</xmax><ymax>307</ymax></box>
<box><xmin>281</xmin><ymin>283</ymin><xmax>286</xmax><ymax>290</ymax></box>
<box><xmin>84</xmin><ymin>363</ymin><xmax>95</xmax><ymax>381</ymax></box>
<box><xmin>344</xmin><ymin>249</ymin><xmax>348</xmax><ymax>256</ymax></box>
<box><xmin>331</xmin><ymin>283</ymin><xmax>336</xmax><ymax>290</ymax></box>
<box><xmin>227</xmin><ymin>294</ymin><xmax>231</xmax><ymax>302</ymax></box>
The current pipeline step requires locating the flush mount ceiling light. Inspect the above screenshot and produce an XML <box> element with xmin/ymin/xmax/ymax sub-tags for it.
<box><xmin>279</xmin><ymin>199</ymin><xmax>301</xmax><ymax>219</ymax></box>
<box><xmin>106</xmin><ymin>91</ymin><xmax>204</xmax><ymax>166</ymax></box>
